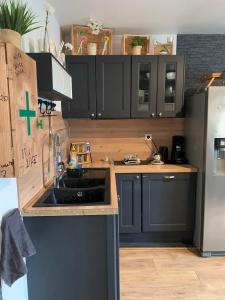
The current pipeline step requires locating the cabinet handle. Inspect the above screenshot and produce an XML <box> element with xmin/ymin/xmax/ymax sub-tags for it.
<box><xmin>151</xmin><ymin>113</ymin><xmax>155</xmax><ymax>117</ymax></box>
<box><xmin>163</xmin><ymin>175</ymin><xmax>175</xmax><ymax>180</ymax></box>
<box><xmin>117</xmin><ymin>195</ymin><xmax>120</xmax><ymax>202</ymax></box>
<box><xmin>98</xmin><ymin>113</ymin><xmax>102</xmax><ymax>117</ymax></box>
<box><xmin>91</xmin><ymin>113</ymin><xmax>95</xmax><ymax>117</ymax></box>
<box><xmin>135</xmin><ymin>175</ymin><xmax>140</xmax><ymax>180</ymax></box>
<box><xmin>158</xmin><ymin>112</ymin><xmax>162</xmax><ymax>117</ymax></box>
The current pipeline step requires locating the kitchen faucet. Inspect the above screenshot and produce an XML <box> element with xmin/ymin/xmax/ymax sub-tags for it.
<box><xmin>53</xmin><ymin>132</ymin><xmax>66</xmax><ymax>188</ymax></box>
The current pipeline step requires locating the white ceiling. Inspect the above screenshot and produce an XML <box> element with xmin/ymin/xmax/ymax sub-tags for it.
<box><xmin>50</xmin><ymin>0</ymin><xmax>225</xmax><ymax>34</ymax></box>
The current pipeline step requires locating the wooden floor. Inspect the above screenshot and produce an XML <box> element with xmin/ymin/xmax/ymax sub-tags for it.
<box><xmin>120</xmin><ymin>247</ymin><xmax>225</xmax><ymax>300</ymax></box>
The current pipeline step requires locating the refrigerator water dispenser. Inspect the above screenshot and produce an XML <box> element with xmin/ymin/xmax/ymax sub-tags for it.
<box><xmin>214</xmin><ymin>138</ymin><xmax>225</xmax><ymax>174</ymax></box>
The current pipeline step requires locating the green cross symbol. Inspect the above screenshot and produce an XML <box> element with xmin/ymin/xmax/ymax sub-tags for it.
<box><xmin>19</xmin><ymin>91</ymin><xmax>36</xmax><ymax>136</ymax></box>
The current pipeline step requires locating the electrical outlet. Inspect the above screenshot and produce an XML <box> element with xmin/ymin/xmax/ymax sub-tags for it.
<box><xmin>144</xmin><ymin>134</ymin><xmax>152</xmax><ymax>141</ymax></box>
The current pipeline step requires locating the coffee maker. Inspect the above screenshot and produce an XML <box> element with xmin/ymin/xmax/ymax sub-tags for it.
<box><xmin>171</xmin><ymin>136</ymin><xmax>186</xmax><ymax>164</ymax></box>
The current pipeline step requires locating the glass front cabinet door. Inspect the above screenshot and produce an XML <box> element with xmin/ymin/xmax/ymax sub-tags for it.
<box><xmin>131</xmin><ymin>56</ymin><xmax>158</xmax><ymax>118</ymax></box>
<box><xmin>157</xmin><ymin>55</ymin><xmax>185</xmax><ymax>117</ymax></box>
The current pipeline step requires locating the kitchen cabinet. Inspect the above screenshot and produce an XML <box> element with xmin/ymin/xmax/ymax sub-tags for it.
<box><xmin>62</xmin><ymin>56</ymin><xmax>130</xmax><ymax>119</ymax></box>
<box><xmin>131</xmin><ymin>56</ymin><xmax>158</xmax><ymax>118</ymax></box>
<box><xmin>96</xmin><ymin>56</ymin><xmax>131</xmax><ymax>118</ymax></box>
<box><xmin>25</xmin><ymin>215</ymin><xmax>119</xmax><ymax>300</ymax></box>
<box><xmin>116</xmin><ymin>172</ymin><xmax>196</xmax><ymax>244</ymax></box>
<box><xmin>62</xmin><ymin>56</ymin><xmax>96</xmax><ymax>118</ymax></box>
<box><xmin>157</xmin><ymin>55</ymin><xmax>184</xmax><ymax>117</ymax></box>
<box><xmin>62</xmin><ymin>55</ymin><xmax>185</xmax><ymax>119</ymax></box>
<box><xmin>142</xmin><ymin>173</ymin><xmax>196</xmax><ymax>232</ymax></box>
<box><xmin>116</xmin><ymin>174</ymin><xmax>141</xmax><ymax>233</ymax></box>
<box><xmin>28</xmin><ymin>53</ymin><xmax>72</xmax><ymax>101</ymax></box>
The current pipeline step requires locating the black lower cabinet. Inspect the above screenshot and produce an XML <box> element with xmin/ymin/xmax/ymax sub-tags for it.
<box><xmin>142</xmin><ymin>173</ymin><xmax>196</xmax><ymax>232</ymax></box>
<box><xmin>117</xmin><ymin>173</ymin><xmax>196</xmax><ymax>246</ymax></box>
<box><xmin>24</xmin><ymin>215</ymin><xmax>119</xmax><ymax>300</ymax></box>
<box><xmin>116</xmin><ymin>174</ymin><xmax>141</xmax><ymax>233</ymax></box>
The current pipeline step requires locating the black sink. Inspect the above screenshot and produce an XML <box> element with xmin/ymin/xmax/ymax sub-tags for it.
<box><xmin>33</xmin><ymin>168</ymin><xmax>111</xmax><ymax>207</ymax></box>
<box><xmin>34</xmin><ymin>186</ymin><xmax>110</xmax><ymax>207</ymax></box>
<box><xmin>62</xmin><ymin>178</ymin><xmax>105</xmax><ymax>189</ymax></box>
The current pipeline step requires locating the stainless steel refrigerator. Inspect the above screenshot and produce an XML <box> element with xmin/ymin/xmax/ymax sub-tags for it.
<box><xmin>185</xmin><ymin>86</ymin><xmax>225</xmax><ymax>256</ymax></box>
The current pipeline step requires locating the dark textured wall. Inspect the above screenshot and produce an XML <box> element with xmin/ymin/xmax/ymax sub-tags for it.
<box><xmin>177</xmin><ymin>34</ymin><xmax>225</xmax><ymax>97</ymax></box>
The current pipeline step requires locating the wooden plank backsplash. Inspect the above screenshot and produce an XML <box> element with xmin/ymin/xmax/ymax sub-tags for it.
<box><xmin>68</xmin><ymin>119</ymin><xmax>184</xmax><ymax>161</ymax></box>
<box><xmin>18</xmin><ymin>113</ymin><xmax>68</xmax><ymax>209</ymax></box>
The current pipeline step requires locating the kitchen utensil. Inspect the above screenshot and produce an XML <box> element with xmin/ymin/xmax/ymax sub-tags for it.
<box><xmin>123</xmin><ymin>154</ymin><xmax>141</xmax><ymax>165</ymax></box>
<box><xmin>159</xmin><ymin>146</ymin><xmax>168</xmax><ymax>163</ymax></box>
<box><xmin>151</xmin><ymin>153</ymin><xmax>164</xmax><ymax>165</ymax></box>
<box><xmin>165</xmin><ymin>86</ymin><xmax>174</xmax><ymax>97</ymax></box>
<box><xmin>166</xmin><ymin>72</ymin><xmax>176</xmax><ymax>80</ymax></box>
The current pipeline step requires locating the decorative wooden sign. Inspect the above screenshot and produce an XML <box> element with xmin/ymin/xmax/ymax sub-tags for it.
<box><xmin>0</xmin><ymin>43</ymin><xmax>69</xmax><ymax>211</ymax></box>
<box><xmin>0</xmin><ymin>43</ymin><xmax>14</xmax><ymax>177</ymax></box>
<box><xmin>0</xmin><ymin>43</ymin><xmax>40</xmax><ymax>178</ymax></box>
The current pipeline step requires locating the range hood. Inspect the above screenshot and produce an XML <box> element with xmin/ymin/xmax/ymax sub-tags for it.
<box><xmin>28</xmin><ymin>53</ymin><xmax>72</xmax><ymax>101</ymax></box>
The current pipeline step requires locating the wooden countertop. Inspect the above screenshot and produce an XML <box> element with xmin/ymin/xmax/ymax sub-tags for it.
<box><xmin>22</xmin><ymin>161</ymin><xmax>197</xmax><ymax>217</ymax></box>
<box><xmin>113</xmin><ymin>163</ymin><xmax>197</xmax><ymax>173</ymax></box>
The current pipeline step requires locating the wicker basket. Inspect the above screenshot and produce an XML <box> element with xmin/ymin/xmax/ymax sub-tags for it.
<box><xmin>71</xmin><ymin>25</ymin><xmax>112</xmax><ymax>55</ymax></box>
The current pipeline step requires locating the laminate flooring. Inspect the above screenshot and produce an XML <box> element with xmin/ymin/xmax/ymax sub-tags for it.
<box><xmin>120</xmin><ymin>248</ymin><xmax>225</xmax><ymax>300</ymax></box>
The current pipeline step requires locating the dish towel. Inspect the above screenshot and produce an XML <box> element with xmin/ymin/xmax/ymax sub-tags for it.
<box><xmin>0</xmin><ymin>209</ymin><xmax>36</xmax><ymax>287</ymax></box>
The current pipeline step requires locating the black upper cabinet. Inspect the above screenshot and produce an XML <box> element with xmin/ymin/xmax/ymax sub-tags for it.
<box><xmin>62</xmin><ymin>56</ymin><xmax>96</xmax><ymax>118</ymax></box>
<box><xmin>142</xmin><ymin>173</ymin><xmax>196</xmax><ymax>233</ymax></box>
<box><xmin>116</xmin><ymin>174</ymin><xmax>141</xmax><ymax>233</ymax></box>
<box><xmin>28</xmin><ymin>53</ymin><xmax>72</xmax><ymax>101</ymax></box>
<box><xmin>62</xmin><ymin>55</ymin><xmax>185</xmax><ymax>119</ymax></box>
<box><xmin>131</xmin><ymin>56</ymin><xmax>158</xmax><ymax>118</ymax></box>
<box><xmin>96</xmin><ymin>56</ymin><xmax>131</xmax><ymax>118</ymax></box>
<box><xmin>157</xmin><ymin>55</ymin><xmax>185</xmax><ymax>118</ymax></box>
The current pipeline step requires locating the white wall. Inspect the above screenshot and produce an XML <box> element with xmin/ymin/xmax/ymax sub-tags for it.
<box><xmin>0</xmin><ymin>1</ymin><xmax>61</xmax><ymax>299</ymax></box>
<box><xmin>22</xmin><ymin>0</ymin><xmax>61</xmax><ymax>52</ymax></box>
<box><xmin>0</xmin><ymin>179</ymin><xmax>29</xmax><ymax>300</ymax></box>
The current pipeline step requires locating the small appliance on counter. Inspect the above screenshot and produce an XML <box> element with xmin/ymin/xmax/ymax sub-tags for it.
<box><xmin>171</xmin><ymin>136</ymin><xmax>186</xmax><ymax>164</ymax></box>
<box><xmin>123</xmin><ymin>154</ymin><xmax>141</xmax><ymax>165</ymax></box>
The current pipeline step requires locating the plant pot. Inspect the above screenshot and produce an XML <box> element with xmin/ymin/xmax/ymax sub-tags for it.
<box><xmin>0</xmin><ymin>29</ymin><xmax>21</xmax><ymax>49</ymax></box>
<box><xmin>160</xmin><ymin>50</ymin><xmax>168</xmax><ymax>55</ymax></box>
<box><xmin>87</xmin><ymin>42</ymin><xmax>97</xmax><ymax>55</ymax></box>
<box><xmin>132</xmin><ymin>45</ymin><xmax>142</xmax><ymax>55</ymax></box>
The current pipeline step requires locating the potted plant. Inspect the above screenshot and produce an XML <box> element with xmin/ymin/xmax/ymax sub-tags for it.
<box><xmin>87</xmin><ymin>18</ymin><xmax>103</xmax><ymax>55</ymax></box>
<box><xmin>0</xmin><ymin>0</ymin><xmax>40</xmax><ymax>49</ymax></box>
<box><xmin>160</xmin><ymin>46</ymin><xmax>169</xmax><ymax>55</ymax></box>
<box><xmin>131</xmin><ymin>36</ymin><xmax>145</xmax><ymax>55</ymax></box>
